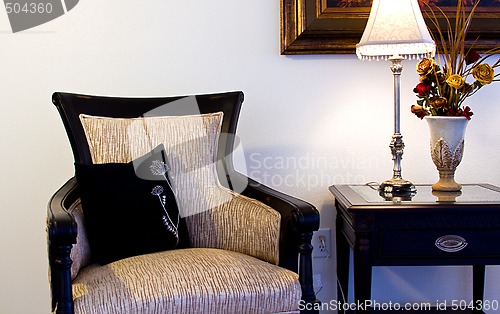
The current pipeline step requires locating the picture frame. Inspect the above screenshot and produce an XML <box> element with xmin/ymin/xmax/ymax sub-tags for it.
<box><xmin>280</xmin><ymin>0</ymin><xmax>500</xmax><ymax>55</ymax></box>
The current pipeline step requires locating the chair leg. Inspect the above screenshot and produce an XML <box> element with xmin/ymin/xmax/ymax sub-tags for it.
<box><xmin>299</xmin><ymin>231</ymin><xmax>320</xmax><ymax>314</ymax></box>
<box><xmin>53</xmin><ymin>243</ymin><xmax>74</xmax><ymax>314</ymax></box>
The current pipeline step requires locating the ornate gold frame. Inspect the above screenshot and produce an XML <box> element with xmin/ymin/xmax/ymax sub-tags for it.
<box><xmin>280</xmin><ymin>0</ymin><xmax>500</xmax><ymax>55</ymax></box>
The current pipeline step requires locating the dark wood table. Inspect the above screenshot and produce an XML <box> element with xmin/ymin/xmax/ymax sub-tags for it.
<box><xmin>330</xmin><ymin>184</ymin><xmax>500</xmax><ymax>313</ymax></box>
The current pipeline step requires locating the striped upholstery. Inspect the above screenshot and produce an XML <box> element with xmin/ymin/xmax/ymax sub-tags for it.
<box><xmin>68</xmin><ymin>113</ymin><xmax>301</xmax><ymax>313</ymax></box>
<box><xmin>72</xmin><ymin>248</ymin><xmax>301</xmax><ymax>314</ymax></box>
<box><xmin>67</xmin><ymin>199</ymin><xmax>91</xmax><ymax>280</ymax></box>
<box><xmin>79</xmin><ymin>113</ymin><xmax>280</xmax><ymax>264</ymax></box>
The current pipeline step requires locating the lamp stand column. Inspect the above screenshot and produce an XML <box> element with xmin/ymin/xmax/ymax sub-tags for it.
<box><xmin>379</xmin><ymin>55</ymin><xmax>416</xmax><ymax>195</ymax></box>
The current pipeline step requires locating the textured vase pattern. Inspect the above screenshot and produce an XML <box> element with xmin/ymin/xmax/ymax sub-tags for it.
<box><xmin>430</xmin><ymin>137</ymin><xmax>465</xmax><ymax>170</ymax></box>
<box><xmin>425</xmin><ymin>116</ymin><xmax>469</xmax><ymax>192</ymax></box>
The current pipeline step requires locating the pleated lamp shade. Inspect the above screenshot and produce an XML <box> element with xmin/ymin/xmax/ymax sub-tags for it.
<box><xmin>356</xmin><ymin>0</ymin><xmax>435</xmax><ymax>61</ymax></box>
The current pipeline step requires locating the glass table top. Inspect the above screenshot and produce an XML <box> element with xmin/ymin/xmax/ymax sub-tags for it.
<box><xmin>349</xmin><ymin>184</ymin><xmax>500</xmax><ymax>203</ymax></box>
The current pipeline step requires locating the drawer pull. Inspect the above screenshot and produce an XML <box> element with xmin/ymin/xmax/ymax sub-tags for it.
<box><xmin>435</xmin><ymin>235</ymin><xmax>467</xmax><ymax>252</ymax></box>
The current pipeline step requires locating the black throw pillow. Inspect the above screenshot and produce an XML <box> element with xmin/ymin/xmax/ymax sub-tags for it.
<box><xmin>75</xmin><ymin>144</ymin><xmax>189</xmax><ymax>265</ymax></box>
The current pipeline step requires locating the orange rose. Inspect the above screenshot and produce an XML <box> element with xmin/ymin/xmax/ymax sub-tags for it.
<box><xmin>410</xmin><ymin>105</ymin><xmax>429</xmax><ymax>119</ymax></box>
<box><xmin>430</xmin><ymin>96</ymin><xmax>447</xmax><ymax>108</ymax></box>
<box><xmin>416</xmin><ymin>58</ymin><xmax>435</xmax><ymax>76</ymax></box>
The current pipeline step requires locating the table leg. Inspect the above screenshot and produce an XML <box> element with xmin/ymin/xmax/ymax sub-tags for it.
<box><xmin>353</xmin><ymin>234</ymin><xmax>372</xmax><ymax>313</ymax></box>
<box><xmin>336</xmin><ymin>213</ymin><xmax>350</xmax><ymax>305</ymax></box>
<box><xmin>473</xmin><ymin>265</ymin><xmax>485</xmax><ymax>312</ymax></box>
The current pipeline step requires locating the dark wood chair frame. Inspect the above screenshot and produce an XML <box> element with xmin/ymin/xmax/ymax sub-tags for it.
<box><xmin>47</xmin><ymin>91</ymin><xmax>321</xmax><ymax>314</ymax></box>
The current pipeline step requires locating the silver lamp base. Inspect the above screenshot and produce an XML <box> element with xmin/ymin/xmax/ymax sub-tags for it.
<box><xmin>379</xmin><ymin>178</ymin><xmax>416</xmax><ymax>195</ymax></box>
<box><xmin>377</xmin><ymin>55</ymin><xmax>416</xmax><ymax>199</ymax></box>
<box><xmin>379</xmin><ymin>179</ymin><xmax>416</xmax><ymax>201</ymax></box>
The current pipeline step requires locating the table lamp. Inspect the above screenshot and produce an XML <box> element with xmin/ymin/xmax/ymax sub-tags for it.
<box><xmin>356</xmin><ymin>0</ymin><xmax>435</xmax><ymax>195</ymax></box>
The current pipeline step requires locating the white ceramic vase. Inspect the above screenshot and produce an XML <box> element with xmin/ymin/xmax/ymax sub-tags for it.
<box><xmin>425</xmin><ymin>116</ymin><xmax>469</xmax><ymax>192</ymax></box>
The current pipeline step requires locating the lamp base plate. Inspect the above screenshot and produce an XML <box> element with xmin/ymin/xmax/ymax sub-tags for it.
<box><xmin>379</xmin><ymin>179</ymin><xmax>416</xmax><ymax>199</ymax></box>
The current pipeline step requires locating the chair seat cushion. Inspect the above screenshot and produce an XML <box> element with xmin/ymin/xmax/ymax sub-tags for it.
<box><xmin>72</xmin><ymin>248</ymin><xmax>301</xmax><ymax>314</ymax></box>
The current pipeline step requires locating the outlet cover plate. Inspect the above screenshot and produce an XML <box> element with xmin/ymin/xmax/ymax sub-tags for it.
<box><xmin>312</xmin><ymin>228</ymin><xmax>331</xmax><ymax>258</ymax></box>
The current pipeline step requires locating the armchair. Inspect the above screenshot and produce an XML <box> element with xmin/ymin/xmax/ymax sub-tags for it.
<box><xmin>47</xmin><ymin>91</ymin><xmax>320</xmax><ymax>314</ymax></box>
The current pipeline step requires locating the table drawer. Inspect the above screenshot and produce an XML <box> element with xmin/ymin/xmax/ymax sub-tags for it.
<box><xmin>378</xmin><ymin>229</ymin><xmax>500</xmax><ymax>258</ymax></box>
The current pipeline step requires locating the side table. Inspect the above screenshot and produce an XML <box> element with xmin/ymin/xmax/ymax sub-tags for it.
<box><xmin>330</xmin><ymin>184</ymin><xmax>500</xmax><ymax>313</ymax></box>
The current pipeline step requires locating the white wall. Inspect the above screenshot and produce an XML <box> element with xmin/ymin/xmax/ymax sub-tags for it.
<box><xmin>0</xmin><ymin>1</ymin><xmax>499</xmax><ymax>313</ymax></box>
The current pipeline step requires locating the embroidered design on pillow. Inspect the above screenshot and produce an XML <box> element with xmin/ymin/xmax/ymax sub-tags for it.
<box><xmin>149</xmin><ymin>159</ymin><xmax>180</xmax><ymax>243</ymax></box>
<box><xmin>75</xmin><ymin>144</ymin><xmax>189</xmax><ymax>265</ymax></box>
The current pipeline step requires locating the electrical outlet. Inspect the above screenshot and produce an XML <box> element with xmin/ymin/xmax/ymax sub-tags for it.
<box><xmin>312</xmin><ymin>228</ymin><xmax>331</xmax><ymax>258</ymax></box>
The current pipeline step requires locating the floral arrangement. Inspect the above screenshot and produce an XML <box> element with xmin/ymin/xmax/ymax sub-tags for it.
<box><xmin>411</xmin><ymin>0</ymin><xmax>500</xmax><ymax>120</ymax></box>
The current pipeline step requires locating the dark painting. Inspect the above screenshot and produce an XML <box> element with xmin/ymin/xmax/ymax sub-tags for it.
<box><xmin>282</xmin><ymin>0</ymin><xmax>500</xmax><ymax>54</ymax></box>
<box><xmin>327</xmin><ymin>0</ymin><xmax>500</xmax><ymax>7</ymax></box>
